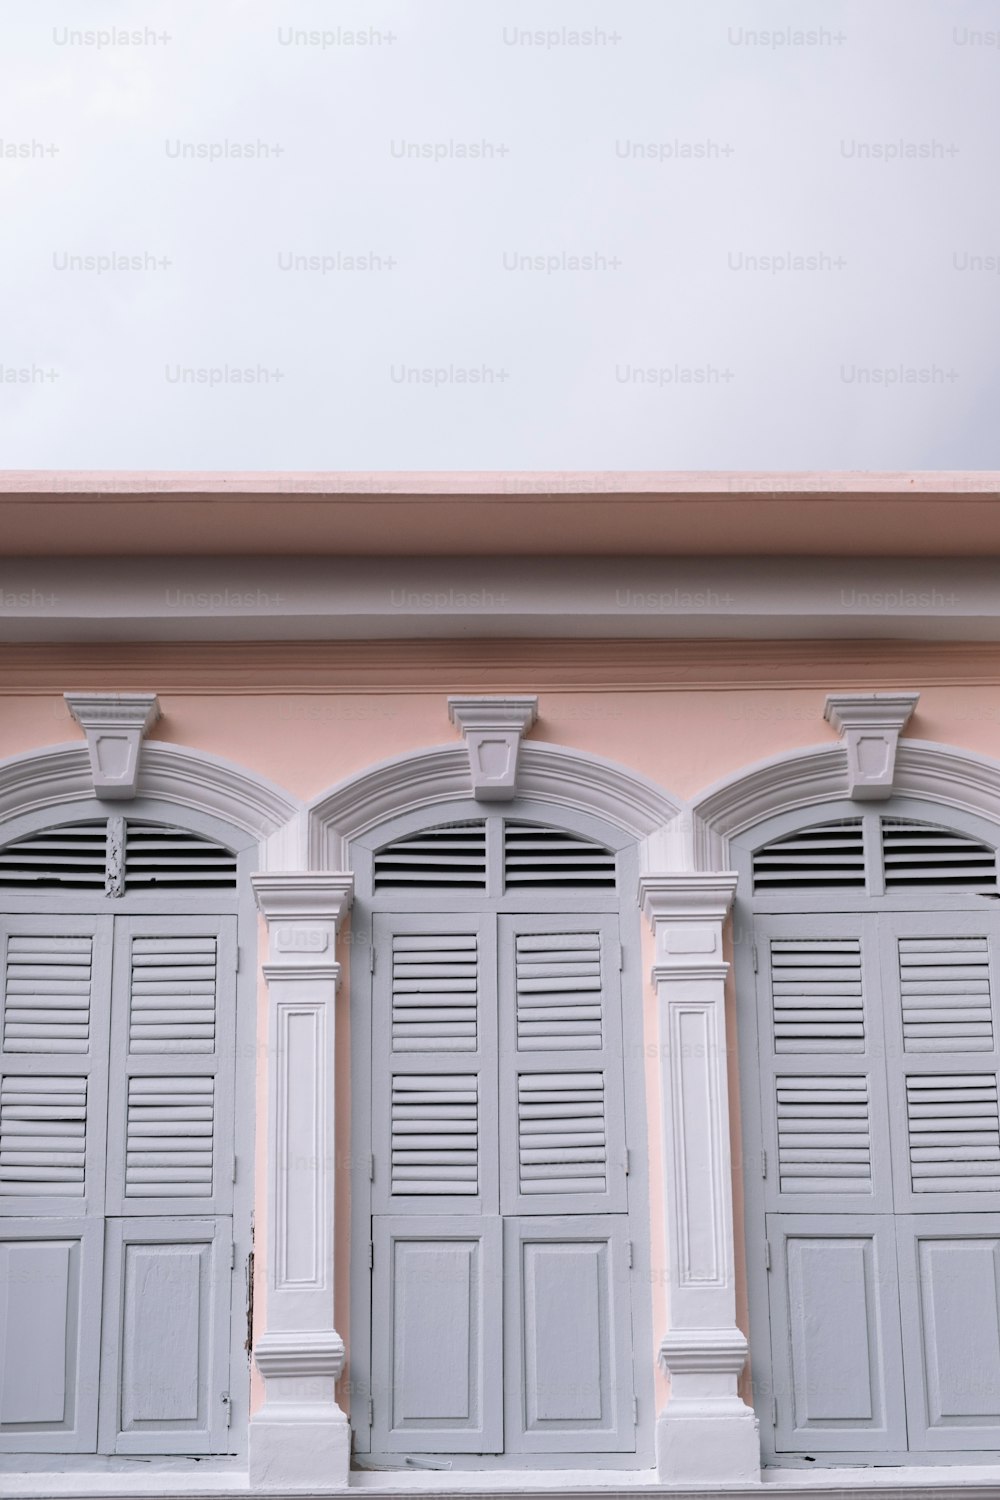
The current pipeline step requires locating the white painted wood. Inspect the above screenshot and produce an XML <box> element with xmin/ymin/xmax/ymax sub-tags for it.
<box><xmin>98</xmin><ymin>1216</ymin><xmax>232</xmax><ymax>1455</ymax></box>
<box><xmin>371</xmin><ymin>1215</ymin><xmax>503</xmax><ymax>1454</ymax></box>
<box><xmin>503</xmin><ymin>1216</ymin><xmax>633</xmax><ymax>1454</ymax></box>
<box><xmin>0</xmin><ymin>1217</ymin><xmax>103</xmax><ymax>1452</ymax></box>
<box><xmin>767</xmin><ymin>1215</ymin><xmax>907</xmax><ymax>1453</ymax></box>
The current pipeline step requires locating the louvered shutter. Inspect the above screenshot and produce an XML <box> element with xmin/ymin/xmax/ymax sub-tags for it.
<box><xmin>371</xmin><ymin>913</ymin><xmax>498</xmax><ymax>1216</ymax></box>
<box><xmin>105</xmin><ymin>917</ymin><xmax>236</xmax><ymax>1218</ymax></box>
<box><xmin>499</xmin><ymin>915</ymin><xmax>627</xmax><ymax>1216</ymax></box>
<box><xmin>880</xmin><ymin>911</ymin><xmax>1000</xmax><ymax>1216</ymax></box>
<box><xmin>0</xmin><ymin>916</ymin><xmax>111</xmax><ymax>1218</ymax></box>
<box><xmin>756</xmin><ymin>914</ymin><xmax>893</xmax><ymax>1216</ymax></box>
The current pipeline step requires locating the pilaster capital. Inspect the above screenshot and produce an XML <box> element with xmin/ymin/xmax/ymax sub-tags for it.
<box><xmin>64</xmin><ymin>691</ymin><xmax>161</xmax><ymax>801</ymax></box>
<box><xmin>447</xmin><ymin>694</ymin><xmax>538</xmax><ymax>801</ymax></box>
<box><xmin>638</xmin><ymin>872</ymin><xmax>738</xmax><ymax>925</ymax></box>
<box><xmin>252</xmin><ymin>873</ymin><xmax>354</xmax><ymax>926</ymax></box>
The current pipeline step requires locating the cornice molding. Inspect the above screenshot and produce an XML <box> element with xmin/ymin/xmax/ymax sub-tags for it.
<box><xmin>660</xmin><ymin>1327</ymin><xmax>749</xmax><ymax>1376</ymax></box>
<box><xmin>639</xmin><ymin>873</ymin><xmax>739</xmax><ymax>924</ymax></box>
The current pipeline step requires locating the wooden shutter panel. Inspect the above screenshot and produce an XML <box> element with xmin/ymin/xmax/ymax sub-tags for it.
<box><xmin>896</xmin><ymin>1214</ymin><xmax>1000</xmax><ymax>1451</ymax></box>
<box><xmin>767</xmin><ymin>1215</ymin><xmax>907</xmax><ymax>1453</ymax></box>
<box><xmin>881</xmin><ymin>911</ymin><xmax>1000</xmax><ymax>1215</ymax></box>
<box><xmin>105</xmin><ymin>917</ymin><xmax>235</xmax><ymax>1218</ymax></box>
<box><xmin>98</xmin><ymin>1217</ymin><xmax>232</xmax><ymax>1455</ymax></box>
<box><xmin>0</xmin><ymin>916</ymin><xmax>110</xmax><ymax>1219</ymax></box>
<box><xmin>503</xmin><ymin>1215</ymin><xmax>634</xmax><ymax>1454</ymax></box>
<box><xmin>756</xmin><ymin>915</ymin><xmax>893</xmax><ymax>1215</ymax></box>
<box><xmin>0</xmin><ymin>1217</ymin><xmax>103</xmax><ymax>1453</ymax></box>
<box><xmin>371</xmin><ymin>1215</ymin><xmax>503</xmax><ymax>1453</ymax></box>
<box><xmin>499</xmin><ymin>915</ymin><xmax>627</xmax><ymax>1216</ymax></box>
<box><xmin>372</xmin><ymin>913</ymin><xmax>497</xmax><ymax>1216</ymax></box>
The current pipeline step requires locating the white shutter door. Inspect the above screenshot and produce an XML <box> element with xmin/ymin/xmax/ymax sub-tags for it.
<box><xmin>0</xmin><ymin>1217</ymin><xmax>103</xmax><ymax>1452</ymax></box>
<box><xmin>880</xmin><ymin>911</ymin><xmax>1000</xmax><ymax>1216</ymax></box>
<box><xmin>105</xmin><ymin>916</ymin><xmax>236</xmax><ymax>1217</ymax></box>
<box><xmin>0</xmin><ymin>916</ymin><xmax>111</xmax><ymax>1219</ymax></box>
<box><xmin>371</xmin><ymin>1215</ymin><xmax>502</xmax><ymax>1454</ymax></box>
<box><xmin>767</xmin><ymin>1214</ymin><xmax>907</xmax><ymax>1453</ymax></box>
<box><xmin>896</xmin><ymin>1213</ymin><xmax>1000</xmax><ymax>1451</ymax></box>
<box><xmin>98</xmin><ymin>1216</ymin><xmax>232</xmax><ymax>1454</ymax></box>
<box><xmin>498</xmin><ymin>915</ymin><xmax>627</xmax><ymax>1217</ymax></box>
<box><xmin>371</xmin><ymin>914</ymin><xmax>497</xmax><ymax>1217</ymax></box>
<box><xmin>503</xmin><ymin>1215</ymin><xmax>633</xmax><ymax>1454</ymax></box>
<box><xmin>755</xmin><ymin>914</ymin><xmax>894</xmax><ymax>1216</ymax></box>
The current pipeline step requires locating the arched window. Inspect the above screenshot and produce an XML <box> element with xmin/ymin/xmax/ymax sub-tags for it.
<box><xmin>348</xmin><ymin>805</ymin><xmax>654</xmax><ymax>1469</ymax></box>
<box><xmin>733</xmin><ymin>800</ymin><xmax>1000</xmax><ymax>1465</ymax></box>
<box><xmin>0</xmin><ymin>809</ymin><xmax>252</xmax><ymax>1460</ymax></box>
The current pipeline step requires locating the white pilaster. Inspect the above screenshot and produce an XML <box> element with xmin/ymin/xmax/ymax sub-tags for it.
<box><xmin>249</xmin><ymin>874</ymin><xmax>353</xmax><ymax>1491</ymax></box>
<box><xmin>638</xmin><ymin>873</ymin><xmax>760</xmax><ymax>1485</ymax></box>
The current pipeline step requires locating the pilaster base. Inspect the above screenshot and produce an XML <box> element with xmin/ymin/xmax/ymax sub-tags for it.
<box><xmin>249</xmin><ymin>1409</ymin><xmax>351</xmax><ymax>1491</ymax></box>
<box><xmin>656</xmin><ymin>1399</ymin><xmax>760</xmax><ymax>1485</ymax></box>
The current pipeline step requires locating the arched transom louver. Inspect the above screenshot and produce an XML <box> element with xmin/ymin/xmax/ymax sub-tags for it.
<box><xmin>753</xmin><ymin>815</ymin><xmax>997</xmax><ymax>895</ymax></box>
<box><xmin>372</xmin><ymin>816</ymin><xmax>617</xmax><ymax>894</ymax></box>
<box><xmin>0</xmin><ymin>817</ymin><xmax>237</xmax><ymax>893</ymax></box>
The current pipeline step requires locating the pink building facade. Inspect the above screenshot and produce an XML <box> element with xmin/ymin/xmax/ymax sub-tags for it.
<box><xmin>3</xmin><ymin>472</ymin><xmax>1000</xmax><ymax>1499</ymax></box>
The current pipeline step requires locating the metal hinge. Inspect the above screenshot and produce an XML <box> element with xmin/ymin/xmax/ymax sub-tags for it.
<box><xmin>368</xmin><ymin>1397</ymin><xmax>374</xmax><ymax>1427</ymax></box>
<box><xmin>764</xmin><ymin>1239</ymin><xmax>771</xmax><ymax>1271</ymax></box>
<box><xmin>230</xmin><ymin>1242</ymin><xmax>236</xmax><ymax>1271</ymax></box>
<box><xmin>772</xmin><ymin>1396</ymin><xmax>778</xmax><ymax>1427</ymax></box>
<box><xmin>370</xmin><ymin>947</ymin><xmax>377</xmax><ymax>974</ymax></box>
<box><xmin>236</xmin><ymin>945</ymin><xmax>241</xmax><ymax>973</ymax></box>
<box><xmin>616</xmin><ymin>940</ymin><xmax>624</xmax><ymax>972</ymax></box>
<box><xmin>624</xmin><ymin>1148</ymin><xmax>631</xmax><ymax>1176</ymax></box>
<box><xmin>221</xmin><ymin>1391</ymin><xmax>232</xmax><ymax>1427</ymax></box>
<box><xmin>761</xmin><ymin>1149</ymin><xmax>767</xmax><ymax>1179</ymax></box>
<box><xmin>751</xmin><ymin>942</ymin><xmax>758</xmax><ymax>973</ymax></box>
<box><xmin>631</xmin><ymin>1395</ymin><xmax>638</xmax><ymax>1425</ymax></box>
<box><xmin>368</xmin><ymin>1241</ymin><xmax>374</xmax><ymax>1269</ymax></box>
<box><xmin>627</xmin><ymin>1239</ymin><xmax>633</xmax><ymax>1268</ymax></box>
<box><xmin>232</xmin><ymin>1155</ymin><xmax>238</xmax><ymax>1184</ymax></box>
<box><xmin>369</xmin><ymin>1153</ymin><xmax>375</xmax><ymax>1182</ymax></box>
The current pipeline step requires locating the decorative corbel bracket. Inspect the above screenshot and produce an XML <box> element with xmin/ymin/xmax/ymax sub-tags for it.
<box><xmin>824</xmin><ymin>692</ymin><xmax>919</xmax><ymax>801</ymax></box>
<box><xmin>447</xmin><ymin>695</ymin><xmax>538</xmax><ymax>802</ymax></box>
<box><xmin>64</xmin><ymin>691</ymin><xmax>161</xmax><ymax>801</ymax></box>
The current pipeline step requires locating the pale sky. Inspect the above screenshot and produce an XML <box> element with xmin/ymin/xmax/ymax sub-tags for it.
<box><xmin>2</xmin><ymin>0</ymin><xmax>999</xmax><ymax>471</ymax></box>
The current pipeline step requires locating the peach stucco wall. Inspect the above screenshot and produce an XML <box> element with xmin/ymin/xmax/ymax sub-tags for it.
<box><xmin>8</xmin><ymin>642</ymin><xmax>1000</xmax><ymax>1425</ymax></box>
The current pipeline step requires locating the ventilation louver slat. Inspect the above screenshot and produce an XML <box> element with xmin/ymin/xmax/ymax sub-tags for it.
<box><xmin>517</xmin><ymin>1071</ymin><xmax>608</xmax><ymax>1195</ymax></box>
<box><xmin>128</xmin><ymin>936</ymin><xmax>218</xmax><ymax>1054</ymax></box>
<box><xmin>905</xmin><ymin>1073</ymin><xmax>1000</xmax><ymax>1193</ymax></box>
<box><xmin>123</xmin><ymin>825</ymin><xmax>237</xmax><ymax>890</ymax></box>
<box><xmin>0</xmin><ymin>1075</ymin><xmax>87</xmax><ymax>1196</ymax></box>
<box><xmin>0</xmin><ymin>823</ymin><xmax>106</xmax><ymax>889</ymax></box>
<box><xmin>898</xmin><ymin>937</ymin><xmax>994</xmax><ymax>1052</ymax></box>
<box><xmin>752</xmin><ymin>822</ymin><xmax>866</xmax><ymax>892</ymax></box>
<box><xmin>515</xmin><ymin>932</ymin><xmax>603</xmax><ymax>1051</ymax></box>
<box><xmin>125</xmin><ymin>1076</ymin><xmax>214</xmax><ymax>1197</ymax></box>
<box><xmin>769</xmin><ymin>938</ymin><xmax>865</xmax><ymax>1053</ymax></box>
<box><xmin>503</xmin><ymin>823</ymin><xmax>616</xmax><ymax>890</ymax></box>
<box><xmin>882</xmin><ymin>821</ymin><xmax>998</xmax><ymax>892</ymax></box>
<box><xmin>775</xmin><ymin>1075</ymin><xmax>872</xmax><ymax>1194</ymax></box>
<box><xmin>1</xmin><ymin>935</ymin><xmax>93</xmax><ymax>1054</ymax></box>
<box><xmin>391</xmin><ymin>934</ymin><xmax>478</xmax><ymax>1052</ymax></box>
<box><xmin>374</xmin><ymin>823</ymin><xmax>487</xmax><ymax>892</ymax></box>
<box><xmin>390</xmin><ymin>1073</ymin><xmax>479</xmax><ymax>1195</ymax></box>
